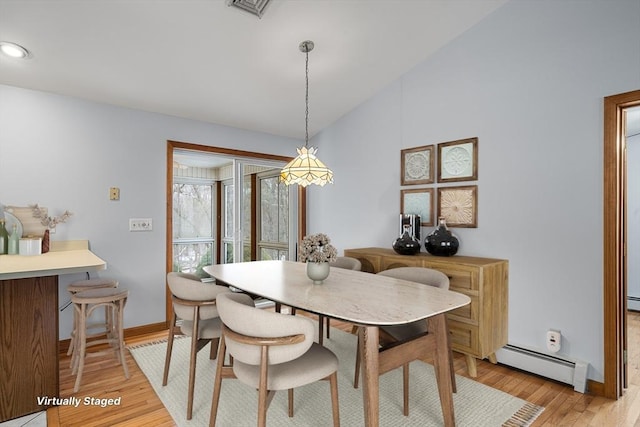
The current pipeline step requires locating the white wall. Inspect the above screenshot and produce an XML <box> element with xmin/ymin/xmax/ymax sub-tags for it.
<box><xmin>310</xmin><ymin>0</ymin><xmax>640</xmax><ymax>382</ymax></box>
<box><xmin>2</xmin><ymin>0</ymin><xmax>638</xmax><ymax>385</ymax></box>
<box><xmin>0</xmin><ymin>84</ymin><xmax>300</xmax><ymax>339</ymax></box>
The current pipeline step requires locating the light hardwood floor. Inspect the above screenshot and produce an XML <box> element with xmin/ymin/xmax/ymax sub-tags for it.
<box><xmin>47</xmin><ymin>311</ymin><xmax>640</xmax><ymax>427</ymax></box>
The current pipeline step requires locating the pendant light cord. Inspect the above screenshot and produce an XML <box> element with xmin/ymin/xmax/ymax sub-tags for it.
<box><xmin>304</xmin><ymin>47</ymin><xmax>310</xmax><ymax>147</ymax></box>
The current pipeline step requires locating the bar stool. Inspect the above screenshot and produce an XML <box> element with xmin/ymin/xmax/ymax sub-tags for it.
<box><xmin>66</xmin><ymin>278</ymin><xmax>119</xmax><ymax>359</ymax></box>
<box><xmin>70</xmin><ymin>287</ymin><xmax>130</xmax><ymax>392</ymax></box>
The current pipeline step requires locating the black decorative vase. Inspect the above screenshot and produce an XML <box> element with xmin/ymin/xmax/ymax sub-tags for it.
<box><xmin>425</xmin><ymin>217</ymin><xmax>459</xmax><ymax>257</ymax></box>
<box><xmin>392</xmin><ymin>230</ymin><xmax>421</xmax><ymax>255</ymax></box>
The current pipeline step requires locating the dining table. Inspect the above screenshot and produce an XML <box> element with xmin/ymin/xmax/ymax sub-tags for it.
<box><xmin>204</xmin><ymin>260</ymin><xmax>470</xmax><ymax>427</ymax></box>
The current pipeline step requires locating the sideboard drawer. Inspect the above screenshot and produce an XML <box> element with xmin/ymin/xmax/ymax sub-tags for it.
<box><xmin>426</xmin><ymin>264</ymin><xmax>477</xmax><ymax>291</ymax></box>
<box><xmin>447</xmin><ymin>294</ymin><xmax>478</xmax><ymax>324</ymax></box>
<box><xmin>381</xmin><ymin>256</ymin><xmax>423</xmax><ymax>270</ymax></box>
<box><xmin>355</xmin><ymin>255</ymin><xmax>381</xmax><ymax>273</ymax></box>
<box><xmin>448</xmin><ymin>320</ymin><xmax>479</xmax><ymax>357</ymax></box>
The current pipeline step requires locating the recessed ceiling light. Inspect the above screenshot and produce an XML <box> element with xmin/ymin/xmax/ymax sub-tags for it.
<box><xmin>0</xmin><ymin>41</ymin><xmax>31</xmax><ymax>59</ymax></box>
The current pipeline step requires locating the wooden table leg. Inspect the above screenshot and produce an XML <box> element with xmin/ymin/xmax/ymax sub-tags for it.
<box><xmin>429</xmin><ymin>314</ymin><xmax>456</xmax><ymax>427</ymax></box>
<box><xmin>359</xmin><ymin>325</ymin><xmax>379</xmax><ymax>427</ymax></box>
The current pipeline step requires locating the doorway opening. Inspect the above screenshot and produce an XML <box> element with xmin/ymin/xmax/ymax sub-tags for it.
<box><xmin>603</xmin><ymin>89</ymin><xmax>640</xmax><ymax>399</ymax></box>
<box><xmin>165</xmin><ymin>140</ymin><xmax>306</xmax><ymax>323</ymax></box>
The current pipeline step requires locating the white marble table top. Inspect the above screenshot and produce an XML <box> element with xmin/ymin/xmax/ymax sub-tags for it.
<box><xmin>204</xmin><ymin>260</ymin><xmax>470</xmax><ymax>326</ymax></box>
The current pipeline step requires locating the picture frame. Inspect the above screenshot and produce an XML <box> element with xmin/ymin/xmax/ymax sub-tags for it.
<box><xmin>401</xmin><ymin>144</ymin><xmax>434</xmax><ymax>185</ymax></box>
<box><xmin>437</xmin><ymin>137</ymin><xmax>478</xmax><ymax>183</ymax></box>
<box><xmin>437</xmin><ymin>185</ymin><xmax>478</xmax><ymax>228</ymax></box>
<box><xmin>401</xmin><ymin>188</ymin><xmax>434</xmax><ymax>227</ymax></box>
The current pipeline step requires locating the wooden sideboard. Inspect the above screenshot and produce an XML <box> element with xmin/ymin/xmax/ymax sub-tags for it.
<box><xmin>343</xmin><ymin>247</ymin><xmax>508</xmax><ymax>377</ymax></box>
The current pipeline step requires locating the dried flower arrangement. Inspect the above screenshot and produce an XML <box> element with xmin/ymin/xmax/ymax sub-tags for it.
<box><xmin>298</xmin><ymin>233</ymin><xmax>337</xmax><ymax>263</ymax></box>
<box><xmin>30</xmin><ymin>204</ymin><xmax>73</xmax><ymax>229</ymax></box>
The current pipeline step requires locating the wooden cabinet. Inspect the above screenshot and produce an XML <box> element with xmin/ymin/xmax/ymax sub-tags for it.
<box><xmin>0</xmin><ymin>276</ymin><xmax>59</xmax><ymax>422</ymax></box>
<box><xmin>0</xmin><ymin>243</ymin><xmax>105</xmax><ymax>422</ymax></box>
<box><xmin>343</xmin><ymin>247</ymin><xmax>508</xmax><ymax>377</ymax></box>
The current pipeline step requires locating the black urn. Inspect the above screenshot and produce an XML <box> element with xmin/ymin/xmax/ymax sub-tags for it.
<box><xmin>392</xmin><ymin>231</ymin><xmax>421</xmax><ymax>255</ymax></box>
<box><xmin>424</xmin><ymin>217</ymin><xmax>459</xmax><ymax>257</ymax></box>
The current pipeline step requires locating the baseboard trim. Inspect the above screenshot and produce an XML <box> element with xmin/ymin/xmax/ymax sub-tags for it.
<box><xmin>59</xmin><ymin>321</ymin><xmax>167</xmax><ymax>355</ymax></box>
<box><xmin>587</xmin><ymin>379</ymin><xmax>605</xmax><ymax>397</ymax></box>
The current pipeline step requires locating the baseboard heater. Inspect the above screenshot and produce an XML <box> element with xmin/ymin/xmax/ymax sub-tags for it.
<box><xmin>628</xmin><ymin>295</ymin><xmax>640</xmax><ymax>311</ymax></box>
<box><xmin>495</xmin><ymin>345</ymin><xmax>589</xmax><ymax>393</ymax></box>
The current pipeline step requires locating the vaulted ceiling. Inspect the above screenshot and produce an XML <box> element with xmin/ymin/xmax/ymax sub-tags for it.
<box><xmin>0</xmin><ymin>0</ymin><xmax>508</xmax><ymax>139</ymax></box>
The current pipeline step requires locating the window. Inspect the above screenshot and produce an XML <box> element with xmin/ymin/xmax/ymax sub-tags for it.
<box><xmin>222</xmin><ymin>180</ymin><xmax>234</xmax><ymax>263</ymax></box>
<box><xmin>172</xmin><ymin>180</ymin><xmax>214</xmax><ymax>277</ymax></box>
<box><xmin>257</xmin><ymin>172</ymin><xmax>289</xmax><ymax>260</ymax></box>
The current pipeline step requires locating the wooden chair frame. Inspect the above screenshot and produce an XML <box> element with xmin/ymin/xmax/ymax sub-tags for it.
<box><xmin>210</xmin><ymin>324</ymin><xmax>340</xmax><ymax>427</ymax></box>
<box><xmin>162</xmin><ymin>295</ymin><xmax>221</xmax><ymax>420</ymax></box>
<box><xmin>353</xmin><ymin>317</ymin><xmax>457</xmax><ymax>416</ymax></box>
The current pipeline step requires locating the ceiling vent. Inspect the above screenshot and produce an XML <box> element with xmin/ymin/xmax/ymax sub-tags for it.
<box><xmin>227</xmin><ymin>0</ymin><xmax>270</xmax><ymax>18</ymax></box>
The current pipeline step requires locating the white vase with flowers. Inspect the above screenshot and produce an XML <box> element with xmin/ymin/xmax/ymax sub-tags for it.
<box><xmin>299</xmin><ymin>233</ymin><xmax>337</xmax><ymax>284</ymax></box>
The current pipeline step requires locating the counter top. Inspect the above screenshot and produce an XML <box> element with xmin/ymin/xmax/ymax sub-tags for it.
<box><xmin>0</xmin><ymin>240</ymin><xmax>106</xmax><ymax>280</ymax></box>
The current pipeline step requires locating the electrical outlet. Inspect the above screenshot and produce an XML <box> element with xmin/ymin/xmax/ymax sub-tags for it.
<box><xmin>129</xmin><ymin>218</ymin><xmax>152</xmax><ymax>231</ymax></box>
<box><xmin>547</xmin><ymin>329</ymin><xmax>561</xmax><ymax>353</ymax></box>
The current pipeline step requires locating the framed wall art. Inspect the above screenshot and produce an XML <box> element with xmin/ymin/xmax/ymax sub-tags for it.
<box><xmin>401</xmin><ymin>144</ymin><xmax>434</xmax><ymax>185</ymax></box>
<box><xmin>437</xmin><ymin>137</ymin><xmax>478</xmax><ymax>183</ymax></box>
<box><xmin>401</xmin><ymin>188</ymin><xmax>434</xmax><ymax>227</ymax></box>
<box><xmin>437</xmin><ymin>185</ymin><xmax>477</xmax><ymax>228</ymax></box>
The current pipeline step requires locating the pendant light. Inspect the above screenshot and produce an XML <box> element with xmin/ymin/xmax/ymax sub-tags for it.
<box><xmin>280</xmin><ymin>40</ymin><xmax>334</xmax><ymax>187</ymax></box>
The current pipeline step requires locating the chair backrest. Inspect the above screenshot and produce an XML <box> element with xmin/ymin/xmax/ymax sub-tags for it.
<box><xmin>216</xmin><ymin>292</ymin><xmax>315</xmax><ymax>366</ymax></box>
<box><xmin>167</xmin><ymin>272</ymin><xmax>230</xmax><ymax>320</ymax></box>
<box><xmin>377</xmin><ymin>267</ymin><xmax>449</xmax><ymax>289</ymax></box>
<box><xmin>330</xmin><ymin>256</ymin><xmax>362</xmax><ymax>271</ymax></box>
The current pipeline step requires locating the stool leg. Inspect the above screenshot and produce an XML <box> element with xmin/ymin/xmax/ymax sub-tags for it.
<box><xmin>117</xmin><ymin>298</ymin><xmax>129</xmax><ymax>379</ymax></box>
<box><xmin>73</xmin><ymin>303</ymin><xmax>88</xmax><ymax>393</ymax></box>
<box><xmin>106</xmin><ymin>304</ymin><xmax>114</xmax><ymax>343</ymax></box>
<box><xmin>67</xmin><ymin>300</ymin><xmax>77</xmax><ymax>357</ymax></box>
<box><xmin>70</xmin><ymin>303</ymin><xmax>81</xmax><ymax>373</ymax></box>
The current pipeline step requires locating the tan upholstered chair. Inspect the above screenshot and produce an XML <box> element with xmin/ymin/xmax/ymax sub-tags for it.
<box><xmin>210</xmin><ymin>292</ymin><xmax>340</xmax><ymax>427</ymax></box>
<box><xmin>287</xmin><ymin>256</ymin><xmax>361</xmax><ymax>345</ymax></box>
<box><xmin>317</xmin><ymin>256</ymin><xmax>362</xmax><ymax>344</ymax></box>
<box><xmin>353</xmin><ymin>267</ymin><xmax>455</xmax><ymax>416</ymax></box>
<box><xmin>162</xmin><ymin>272</ymin><xmax>231</xmax><ymax>420</ymax></box>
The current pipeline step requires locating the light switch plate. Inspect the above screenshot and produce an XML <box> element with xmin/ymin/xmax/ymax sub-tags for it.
<box><xmin>110</xmin><ymin>187</ymin><xmax>120</xmax><ymax>200</ymax></box>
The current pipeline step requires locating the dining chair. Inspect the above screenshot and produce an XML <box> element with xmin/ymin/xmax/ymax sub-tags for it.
<box><xmin>287</xmin><ymin>256</ymin><xmax>361</xmax><ymax>345</ymax></box>
<box><xmin>353</xmin><ymin>266</ymin><xmax>456</xmax><ymax>416</ymax></box>
<box><xmin>318</xmin><ymin>256</ymin><xmax>362</xmax><ymax>344</ymax></box>
<box><xmin>210</xmin><ymin>292</ymin><xmax>340</xmax><ymax>427</ymax></box>
<box><xmin>162</xmin><ymin>272</ymin><xmax>231</xmax><ymax>420</ymax></box>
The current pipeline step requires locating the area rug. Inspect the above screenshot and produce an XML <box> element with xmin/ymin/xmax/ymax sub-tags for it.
<box><xmin>129</xmin><ymin>329</ymin><xmax>543</xmax><ymax>427</ymax></box>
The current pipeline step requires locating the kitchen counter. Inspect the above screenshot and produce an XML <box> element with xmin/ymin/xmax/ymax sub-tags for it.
<box><xmin>0</xmin><ymin>240</ymin><xmax>107</xmax><ymax>422</ymax></box>
<box><xmin>0</xmin><ymin>240</ymin><xmax>106</xmax><ymax>280</ymax></box>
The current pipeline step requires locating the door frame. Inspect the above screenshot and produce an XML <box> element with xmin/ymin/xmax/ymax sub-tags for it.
<box><xmin>603</xmin><ymin>89</ymin><xmax>640</xmax><ymax>399</ymax></box>
<box><xmin>166</xmin><ymin>140</ymin><xmax>306</xmax><ymax>325</ymax></box>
